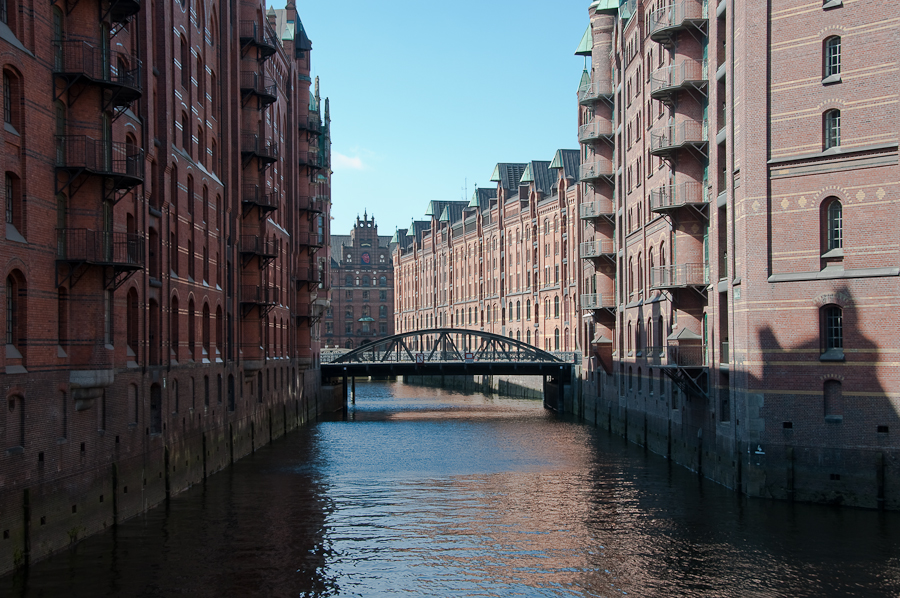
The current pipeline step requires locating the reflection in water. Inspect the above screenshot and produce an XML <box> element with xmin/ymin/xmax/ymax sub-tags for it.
<box><xmin>4</xmin><ymin>380</ymin><xmax>900</xmax><ymax>597</ymax></box>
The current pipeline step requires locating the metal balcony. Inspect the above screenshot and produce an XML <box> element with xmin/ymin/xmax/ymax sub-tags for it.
<box><xmin>299</xmin><ymin>196</ymin><xmax>325</xmax><ymax>214</ymax></box>
<box><xmin>53</xmin><ymin>41</ymin><xmax>142</xmax><ymax>108</ymax></box>
<box><xmin>296</xmin><ymin>230</ymin><xmax>325</xmax><ymax>250</ymax></box>
<box><xmin>55</xmin><ymin>136</ymin><xmax>144</xmax><ymax>197</ymax></box>
<box><xmin>239</xmin><ymin>71</ymin><xmax>277</xmax><ymax>107</ymax></box>
<box><xmin>577</xmin><ymin>80</ymin><xmax>614</xmax><ymax>105</ymax></box>
<box><xmin>240</xmin><ymin>285</ymin><xmax>279</xmax><ymax>317</ymax></box>
<box><xmin>649</xmin><ymin>120</ymin><xmax>708</xmax><ymax>159</ymax></box>
<box><xmin>579</xmin><ymin>239</ymin><xmax>616</xmax><ymax>260</ymax></box>
<box><xmin>294</xmin><ymin>266</ymin><xmax>322</xmax><ymax>291</ymax></box>
<box><xmin>644</xmin><ymin>346</ymin><xmax>667</xmax><ymax>365</ymax></box>
<box><xmin>666</xmin><ymin>343</ymin><xmax>708</xmax><ymax>367</ymax></box>
<box><xmin>241</xmin><ymin>185</ymin><xmax>278</xmax><ymax>215</ymax></box>
<box><xmin>650</xmin><ymin>263</ymin><xmax>708</xmax><ymax>290</ymax></box>
<box><xmin>579</xmin><ymin>199</ymin><xmax>615</xmax><ymax>221</ymax></box>
<box><xmin>238</xmin><ymin>21</ymin><xmax>277</xmax><ymax>60</ymax></box>
<box><xmin>649</xmin><ymin>181</ymin><xmax>708</xmax><ymax>213</ymax></box>
<box><xmin>578</xmin><ymin>120</ymin><xmax>614</xmax><ymax>144</ymax></box>
<box><xmin>240</xmin><ymin>134</ymin><xmax>279</xmax><ymax>168</ymax></box>
<box><xmin>649</xmin><ymin>0</ymin><xmax>708</xmax><ymax>46</ymax></box>
<box><xmin>106</xmin><ymin>0</ymin><xmax>141</xmax><ymax>22</ymax></box>
<box><xmin>580</xmin><ymin>293</ymin><xmax>615</xmax><ymax>311</ymax></box>
<box><xmin>298</xmin><ymin>150</ymin><xmax>324</xmax><ymax>170</ymax></box>
<box><xmin>239</xmin><ymin>235</ymin><xmax>279</xmax><ymax>259</ymax></box>
<box><xmin>56</xmin><ymin>228</ymin><xmax>144</xmax><ymax>289</ymax></box>
<box><xmin>299</xmin><ymin>114</ymin><xmax>322</xmax><ymax>134</ymax></box>
<box><xmin>579</xmin><ymin>159</ymin><xmax>615</xmax><ymax>183</ymax></box>
<box><xmin>649</xmin><ymin>60</ymin><xmax>707</xmax><ymax>104</ymax></box>
<box><xmin>57</xmin><ymin>228</ymin><xmax>144</xmax><ymax>267</ymax></box>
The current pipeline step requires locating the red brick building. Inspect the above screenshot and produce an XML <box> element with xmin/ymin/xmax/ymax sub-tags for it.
<box><xmin>326</xmin><ymin>213</ymin><xmax>395</xmax><ymax>349</ymax></box>
<box><xmin>0</xmin><ymin>0</ymin><xmax>332</xmax><ymax>571</ymax></box>
<box><xmin>577</xmin><ymin>0</ymin><xmax>900</xmax><ymax>508</ymax></box>
<box><xmin>394</xmin><ymin>153</ymin><xmax>584</xmax><ymax>355</ymax></box>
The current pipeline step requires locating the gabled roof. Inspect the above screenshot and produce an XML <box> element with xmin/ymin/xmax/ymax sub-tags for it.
<box><xmin>575</xmin><ymin>25</ymin><xmax>592</xmax><ymax>56</ymax></box>
<box><xmin>425</xmin><ymin>200</ymin><xmax>468</xmax><ymax>218</ymax></box>
<box><xmin>490</xmin><ymin>163</ymin><xmax>528</xmax><ymax>192</ymax></box>
<box><xmin>390</xmin><ymin>228</ymin><xmax>408</xmax><ymax>245</ymax></box>
<box><xmin>439</xmin><ymin>203</ymin><xmax>468</xmax><ymax>225</ymax></box>
<box><xmin>549</xmin><ymin>149</ymin><xmax>581</xmax><ymax>181</ymax></box>
<box><xmin>525</xmin><ymin>160</ymin><xmax>555</xmax><ymax>194</ymax></box>
<box><xmin>330</xmin><ymin>234</ymin><xmax>351</xmax><ymax>258</ymax></box>
<box><xmin>469</xmin><ymin>187</ymin><xmax>497</xmax><ymax>209</ymax></box>
<box><xmin>409</xmin><ymin>220</ymin><xmax>430</xmax><ymax>243</ymax></box>
<box><xmin>578</xmin><ymin>69</ymin><xmax>592</xmax><ymax>94</ymax></box>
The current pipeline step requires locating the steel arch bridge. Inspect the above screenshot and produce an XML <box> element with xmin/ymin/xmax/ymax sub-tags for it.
<box><xmin>321</xmin><ymin>328</ymin><xmax>572</xmax><ymax>380</ymax></box>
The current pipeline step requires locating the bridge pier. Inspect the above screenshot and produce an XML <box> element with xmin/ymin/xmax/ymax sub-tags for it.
<box><xmin>351</xmin><ymin>377</ymin><xmax>356</xmax><ymax>403</ymax></box>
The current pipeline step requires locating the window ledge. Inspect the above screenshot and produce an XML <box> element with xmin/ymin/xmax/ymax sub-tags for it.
<box><xmin>820</xmin><ymin>348</ymin><xmax>845</xmax><ymax>362</ymax></box>
<box><xmin>768</xmin><ymin>266</ymin><xmax>900</xmax><ymax>283</ymax></box>
<box><xmin>821</xmin><ymin>248</ymin><xmax>844</xmax><ymax>259</ymax></box>
<box><xmin>4</xmin><ymin>121</ymin><xmax>20</xmax><ymax>136</ymax></box>
<box><xmin>822</xmin><ymin>0</ymin><xmax>842</xmax><ymax>8</ymax></box>
<box><xmin>822</xmin><ymin>73</ymin><xmax>842</xmax><ymax>85</ymax></box>
<box><xmin>6</xmin><ymin>223</ymin><xmax>26</xmax><ymax>244</ymax></box>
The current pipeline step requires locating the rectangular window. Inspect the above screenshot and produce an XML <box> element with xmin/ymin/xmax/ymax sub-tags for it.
<box><xmin>825</xmin><ymin>110</ymin><xmax>841</xmax><ymax>149</ymax></box>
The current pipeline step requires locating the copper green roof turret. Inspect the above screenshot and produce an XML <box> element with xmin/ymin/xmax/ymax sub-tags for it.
<box><xmin>519</xmin><ymin>163</ymin><xmax>534</xmax><ymax>185</ymax></box>
<box><xmin>575</xmin><ymin>25</ymin><xmax>592</xmax><ymax>56</ymax></box>
<box><xmin>577</xmin><ymin>69</ymin><xmax>592</xmax><ymax>94</ymax></box>
<box><xmin>591</xmin><ymin>0</ymin><xmax>619</xmax><ymax>12</ymax></box>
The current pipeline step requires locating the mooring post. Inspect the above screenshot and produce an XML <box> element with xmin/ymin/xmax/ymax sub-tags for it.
<box><xmin>351</xmin><ymin>376</ymin><xmax>356</xmax><ymax>403</ymax></box>
<box><xmin>557</xmin><ymin>367</ymin><xmax>565</xmax><ymax>413</ymax></box>
<box><xmin>342</xmin><ymin>372</ymin><xmax>348</xmax><ymax>405</ymax></box>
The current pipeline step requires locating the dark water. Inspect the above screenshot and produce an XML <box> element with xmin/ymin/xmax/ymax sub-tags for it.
<box><xmin>5</xmin><ymin>381</ymin><xmax>900</xmax><ymax>597</ymax></box>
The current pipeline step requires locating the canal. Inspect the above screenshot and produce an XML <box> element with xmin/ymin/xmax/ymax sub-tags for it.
<box><xmin>4</xmin><ymin>380</ymin><xmax>900</xmax><ymax>597</ymax></box>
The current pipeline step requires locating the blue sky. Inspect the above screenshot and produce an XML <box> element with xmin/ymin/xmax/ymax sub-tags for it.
<box><xmin>271</xmin><ymin>0</ymin><xmax>593</xmax><ymax>237</ymax></box>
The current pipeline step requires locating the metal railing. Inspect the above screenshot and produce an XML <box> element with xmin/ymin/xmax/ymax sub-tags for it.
<box><xmin>579</xmin><ymin>159</ymin><xmax>615</xmax><ymax>181</ymax></box>
<box><xmin>296</xmin><ymin>230</ymin><xmax>325</xmax><ymax>248</ymax></box>
<box><xmin>241</xmin><ymin>185</ymin><xmax>278</xmax><ymax>210</ymax></box>
<box><xmin>239</xmin><ymin>20</ymin><xmax>277</xmax><ymax>49</ymax></box>
<box><xmin>300</xmin><ymin>114</ymin><xmax>322</xmax><ymax>133</ymax></box>
<box><xmin>240</xmin><ymin>134</ymin><xmax>279</xmax><ymax>161</ymax></box>
<box><xmin>241</xmin><ymin>285</ymin><xmax>279</xmax><ymax>305</ymax></box>
<box><xmin>650</xmin><ymin>263</ymin><xmax>709</xmax><ymax>288</ymax></box>
<box><xmin>239</xmin><ymin>235</ymin><xmax>279</xmax><ymax>256</ymax></box>
<box><xmin>649</xmin><ymin>0</ymin><xmax>708</xmax><ymax>36</ymax></box>
<box><xmin>300</xmin><ymin>197</ymin><xmax>325</xmax><ymax>213</ymax></box>
<box><xmin>580</xmin><ymin>293</ymin><xmax>615</xmax><ymax>310</ymax></box>
<box><xmin>298</xmin><ymin>150</ymin><xmax>324</xmax><ymax>169</ymax></box>
<box><xmin>577</xmin><ymin>80</ymin><xmax>614</xmax><ymax>104</ymax></box>
<box><xmin>55</xmin><ymin>136</ymin><xmax>145</xmax><ymax>179</ymax></box>
<box><xmin>52</xmin><ymin>41</ymin><xmax>142</xmax><ymax>93</ymax></box>
<box><xmin>667</xmin><ymin>343</ymin><xmax>708</xmax><ymax>367</ymax></box>
<box><xmin>578</xmin><ymin>120</ymin><xmax>614</xmax><ymax>142</ymax></box>
<box><xmin>239</xmin><ymin>71</ymin><xmax>277</xmax><ymax>99</ymax></box>
<box><xmin>56</xmin><ymin>228</ymin><xmax>144</xmax><ymax>266</ymax></box>
<box><xmin>650</xmin><ymin>120</ymin><xmax>708</xmax><ymax>153</ymax></box>
<box><xmin>649</xmin><ymin>181</ymin><xmax>708</xmax><ymax>211</ymax></box>
<box><xmin>649</xmin><ymin>60</ymin><xmax>707</xmax><ymax>95</ymax></box>
<box><xmin>579</xmin><ymin>199</ymin><xmax>615</xmax><ymax>219</ymax></box>
<box><xmin>580</xmin><ymin>239</ymin><xmax>616</xmax><ymax>259</ymax></box>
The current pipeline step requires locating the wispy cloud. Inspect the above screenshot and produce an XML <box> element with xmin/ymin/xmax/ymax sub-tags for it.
<box><xmin>333</xmin><ymin>152</ymin><xmax>366</xmax><ymax>171</ymax></box>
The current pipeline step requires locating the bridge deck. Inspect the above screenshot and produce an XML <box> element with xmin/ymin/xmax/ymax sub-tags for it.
<box><xmin>322</xmin><ymin>361</ymin><xmax>571</xmax><ymax>379</ymax></box>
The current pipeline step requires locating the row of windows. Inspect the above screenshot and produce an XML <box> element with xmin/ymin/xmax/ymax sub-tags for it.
<box><xmin>343</xmin><ymin>275</ymin><xmax>388</xmax><ymax>287</ymax></box>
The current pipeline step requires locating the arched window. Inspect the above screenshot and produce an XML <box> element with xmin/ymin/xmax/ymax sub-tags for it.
<box><xmin>202</xmin><ymin>303</ymin><xmax>210</xmax><ymax>355</ymax></box>
<box><xmin>363</xmin><ymin>276</ymin><xmax>370</xmax><ymax>287</ymax></box>
<box><xmin>822</xmin><ymin>304</ymin><xmax>843</xmax><ymax>355</ymax></box>
<box><xmin>170</xmin><ymin>296</ymin><xmax>179</xmax><ymax>359</ymax></box>
<box><xmin>526</xmin><ymin>300</ymin><xmax>531</xmax><ymax>320</ymax></box>
<box><xmin>5</xmin><ymin>172</ymin><xmax>21</xmax><ymax>235</ymax></box>
<box><xmin>379</xmin><ymin>305</ymin><xmax>387</xmax><ymax>318</ymax></box>
<box><xmin>3</xmin><ymin>70</ymin><xmax>20</xmax><ymax>131</ymax></box>
<box><xmin>824</xmin><ymin>198</ymin><xmax>842</xmax><ymax>251</ymax></box>
<box><xmin>516</xmin><ymin>301</ymin><xmax>521</xmax><ymax>321</ymax></box>
<box><xmin>824</xmin><ymin>36</ymin><xmax>841</xmax><ymax>79</ymax></box>
<box><xmin>180</xmin><ymin>35</ymin><xmax>188</xmax><ymax>87</ymax></box>
<box><xmin>526</xmin><ymin>329</ymin><xmax>531</xmax><ymax>345</ymax></box>
<box><xmin>554</xmin><ymin>296</ymin><xmax>560</xmax><ymax>318</ymax></box>
<box><xmin>824</xmin><ymin>380</ymin><xmax>843</xmax><ymax>417</ymax></box>
<box><xmin>554</xmin><ymin>328</ymin><xmax>560</xmax><ymax>351</ymax></box>
<box><xmin>187</xmin><ymin>298</ymin><xmax>196</xmax><ymax>357</ymax></box>
<box><xmin>6</xmin><ymin>271</ymin><xmax>25</xmax><ymax>355</ymax></box>
<box><xmin>380</xmin><ymin>276</ymin><xmax>387</xmax><ymax>286</ymax></box>
<box><xmin>216</xmin><ymin>305</ymin><xmax>223</xmax><ymax>356</ymax></box>
<box><xmin>126</xmin><ymin>288</ymin><xmax>139</xmax><ymax>355</ymax></box>
<box><xmin>824</xmin><ymin>109</ymin><xmax>841</xmax><ymax>150</ymax></box>
<box><xmin>345</xmin><ymin>275</ymin><xmax>352</xmax><ymax>286</ymax></box>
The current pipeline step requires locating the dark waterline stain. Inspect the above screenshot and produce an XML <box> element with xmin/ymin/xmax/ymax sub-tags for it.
<box><xmin>4</xmin><ymin>381</ymin><xmax>900</xmax><ymax>597</ymax></box>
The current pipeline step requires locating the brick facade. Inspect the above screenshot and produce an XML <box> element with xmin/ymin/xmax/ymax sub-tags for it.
<box><xmin>326</xmin><ymin>214</ymin><xmax>395</xmax><ymax>349</ymax></box>
<box><xmin>578</xmin><ymin>0</ymin><xmax>900</xmax><ymax>508</ymax></box>
<box><xmin>0</xmin><ymin>0</ymin><xmax>333</xmax><ymax>572</ymax></box>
